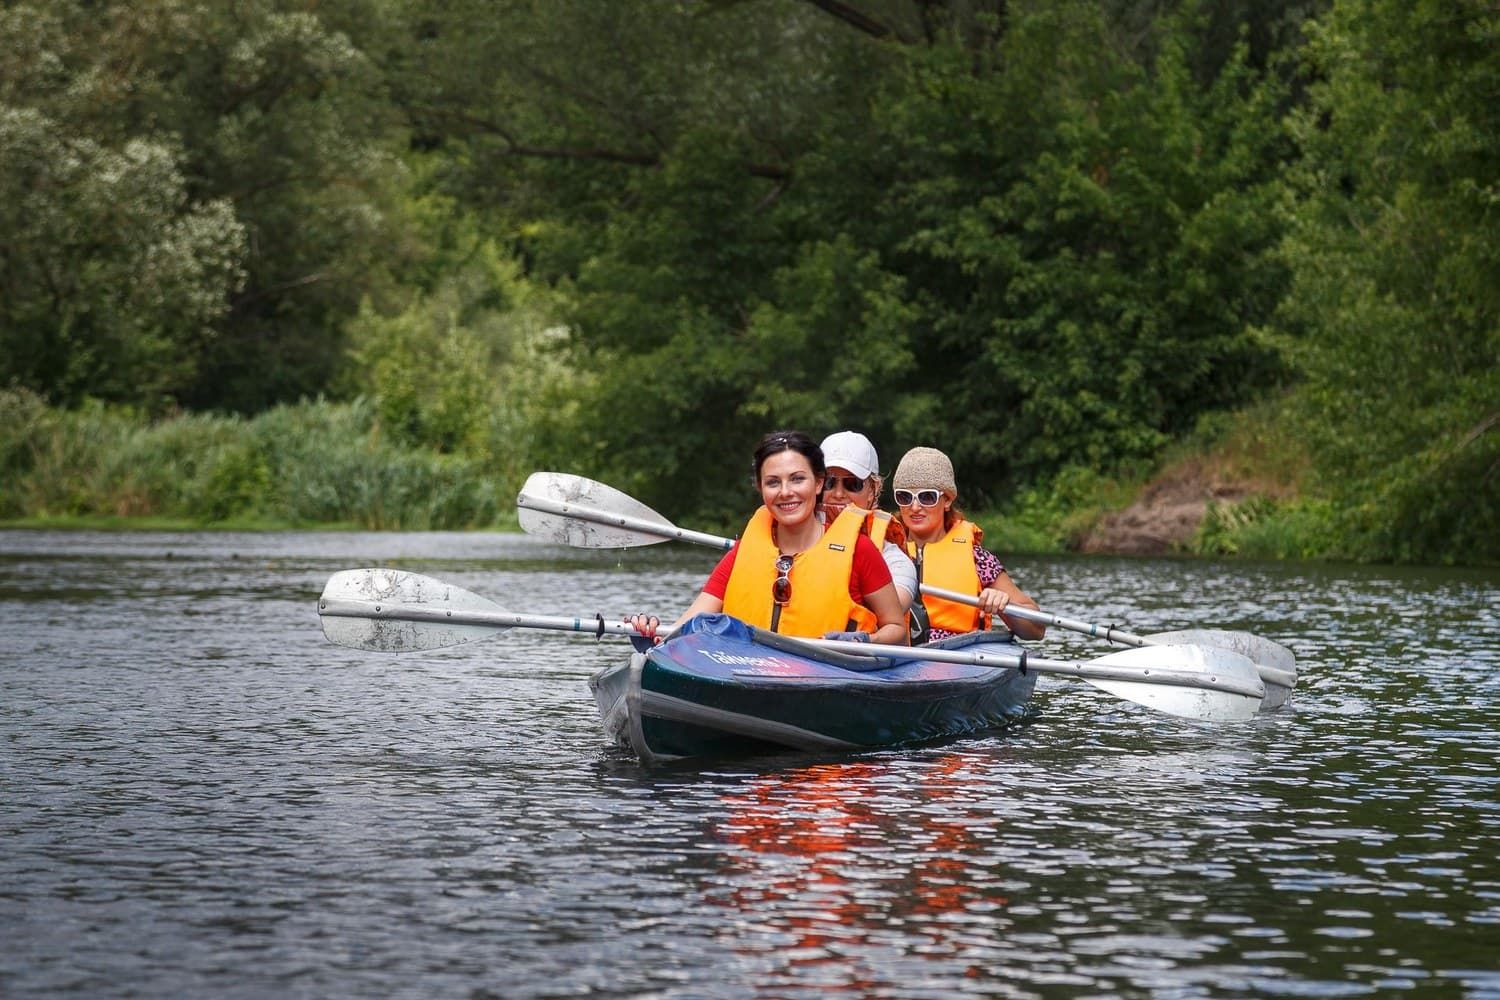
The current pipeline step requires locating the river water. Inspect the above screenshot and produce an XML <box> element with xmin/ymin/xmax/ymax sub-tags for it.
<box><xmin>1</xmin><ymin>530</ymin><xmax>1496</xmax><ymax>998</ymax></box>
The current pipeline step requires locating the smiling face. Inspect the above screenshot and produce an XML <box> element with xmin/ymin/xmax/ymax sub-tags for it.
<box><xmin>897</xmin><ymin>488</ymin><xmax>953</xmax><ymax>543</ymax></box>
<box><xmin>759</xmin><ymin>450</ymin><xmax>820</xmax><ymax>529</ymax></box>
<box><xmin>821</xmin><ymin>466</ymin><xmax>878</xmax><ymax>522</ymax></box>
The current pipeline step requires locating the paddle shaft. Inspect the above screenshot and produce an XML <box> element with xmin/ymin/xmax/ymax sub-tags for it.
<box><xmin>517</xmin><ymin>491</ymin><xmax>734</xmax><ymax>551</ymax></box>
<box><xmin>810</xmin><ymin>636</ymin><xmax>1264</xmax><ymax>698</ymax></box>
<box><xmin>319</xmin><ymin>596</ymin><xmax>674</xmax><ymax>641</ymax></box>
<box><xmin>921</xmin><ymin>583</ymin><xmax>1296</xmax><ymax>692</ymax></box>
<box><xmin>318</xmin><ymin>594</ymin><xmax>1263</xmax><ymax>700</ymax></box>
<box><xmin>922</xmin><ymin>583</ymin><xmax>1145</xmax><ymax>640</ymax></box>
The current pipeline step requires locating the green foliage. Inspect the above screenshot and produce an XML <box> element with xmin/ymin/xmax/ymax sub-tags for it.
<box><xmin>1</xmin><ymin>0</ymin><xmax>1491</xmax><ymax>567</ymax></box>
<box><xmin>337</xmin><ymin>178</ymin><xmax>578</xmax><ymax>502</ymax></box>
<box><xmin>0</xmin><ymin>390</ymin><xmax>501</xmax><ymax>529</ymax></box>
<box><xmin>193</xmin><ymin>443</ymin><xmax>273</xmax><ymax>523</ymax></box>
<box><xmin>1192</xmin><ymin>494</ymin><xmax>1277</xmax><ymax>556</ymax></box>
<box><xmin>0</xmin><ymin>386</ymin><xmax>53</xmax><ymax>493</ymax></box>
<box><xmin>875</xmin><ymin>5</ymin><xmax>1291</xmax><ymax>494</ymax></box>
<box><xmin>421</xmin><ymin>1</ymin><xmax>1295</xmax><ymax>521</ymax></box>
<box><xmin>1191</xmin><ymin>495</ymin><xmax>1342</xmax><ymax>560</ymax></box>
<box><xmin>0</xmin><ymin>104</ymin><xmax>245</xmax><ymax>407</ymax></box>
<box><xmin>344</xmin><ymin>296</ymin><xmax>498</xmax><ymax>457</ymax></box>
<box><xmin>0</xmin><ymin>0</ymin><xmax>407</xmax><ymax>412</ymax></box>
<box><xmin>174</xmin><ymin>3</ymin><xmax>409</xmax><ymax>411</ymax></box>
<box><xmin>999</xmin><ymin>463</ymin><xmax>1144</xmax><ymax>551</ymax></box>
<box><xmin>1273</xmin><ymin>0</ymin><xmax>1500</xmax><ymax>564</ymax></box>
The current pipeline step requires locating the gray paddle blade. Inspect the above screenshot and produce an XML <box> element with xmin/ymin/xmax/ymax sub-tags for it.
<box><xmin>319</xmin><ymin>568</ymin><xmax>504</xmax><ymax>652</ymax></box>
<box><xmin>517</xmin><ymin>471</ymin><xmax>673</xmax><ymax>548</ymax></box>
<box><xmin>1083</xmin><ymin>645</ymin><xmax>1265</xmax><ymax>722</ymax></box>
<box><xmin>1149</xmin><ymin>629</ymin><xmax>1297</xmax><ymax>711</ymax></box>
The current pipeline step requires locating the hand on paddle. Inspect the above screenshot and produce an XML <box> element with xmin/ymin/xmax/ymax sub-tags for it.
<box><xmin>979</xmin><ymin>574</ymin><xmax>1047</xmax><ymax>640</ymax></box>
<box><xmin>625</xmin><ymin>613</ymin><xmax>663</xmax><ymax>652</ymax></box>
<box><xmin>976</xmin><ymin>587</ymin><xmax>1012</xmax><ymax>616</ymax></box>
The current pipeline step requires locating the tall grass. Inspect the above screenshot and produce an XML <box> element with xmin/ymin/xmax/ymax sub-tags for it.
<box><xmin>0</xmin><ymin>388</ymin><xmax>504</xmax><ymax>529</ymax></box>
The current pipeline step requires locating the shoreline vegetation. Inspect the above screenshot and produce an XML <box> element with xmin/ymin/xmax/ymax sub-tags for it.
<box><xmin>0</xmin><ymin>391</ymin><xmax>504</xmax><ymax>535</ymax></box>
<box><xmin>3</xmin><ymin>388</ymin><xmax>1481</xmax><ymax>567</ymax></box>
<box><xmin>4</xmin><ymin>3</ymin><xmax>1494</xmax><ymax>568</ymax></box>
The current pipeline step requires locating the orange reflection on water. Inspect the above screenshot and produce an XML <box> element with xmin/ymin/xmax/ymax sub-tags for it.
<box><xmin>713</xmin><ymin>753</ymin><xmax>1014</xmax><ymax>992</ymax></box>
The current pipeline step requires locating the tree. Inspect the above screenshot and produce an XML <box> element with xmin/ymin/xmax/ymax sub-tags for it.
<box><xmin>0</xmin><ymin>4</ymin><xmax>245</xmax><ymax>406</ymax></box>
<box><xmin>400</xmin><ymin>1</ymin><xmax>1291</xmax><ymax>515</ymax></box>
<box><xmin>1276</xmin><ymin>0</ymin><xmax>1499</xmax><ymax>562</ymax></box>
<box><xmin>860</xmin><ymin>4</ymin><xmax>1290</xmax><ymax>492</ymax></box>
<box><xmin>0</xmin><ymin>0</ymin><xmax>407</xmax><ymax>412</ymax></box>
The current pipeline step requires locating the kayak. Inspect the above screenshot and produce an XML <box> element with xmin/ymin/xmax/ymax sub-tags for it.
<box><xmin>315</xmin><ymin>569</ymin><xmax>1272</xmax><ymax>765</ymax></box>
<box><xmin>589</xmin><ymin>613</ymin><xmax>1036</xmax><ymax>764</ymax></box>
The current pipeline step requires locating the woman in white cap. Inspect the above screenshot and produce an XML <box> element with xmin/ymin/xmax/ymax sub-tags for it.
<box><xmin>819</xmin><ymin>431</ymin><xmax>918</xmax><ymax>623</ymax></box>
<box><xmin>892</xmin><ymin>446</ymin><xmax>1046</xmax><ymax>643</ymax></box>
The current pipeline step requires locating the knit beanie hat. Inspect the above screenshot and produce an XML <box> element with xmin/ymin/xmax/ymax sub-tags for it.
<box><xmin>893</xmin><ymin>447</ymin><xmax>957</xmax><ymax>496</ymax></box>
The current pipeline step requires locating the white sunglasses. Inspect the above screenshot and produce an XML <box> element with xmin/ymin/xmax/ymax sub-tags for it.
<box><xmin>893</xmin><ymin>488</ymin><xmax>942</xmax><ymax>508</ymax></box>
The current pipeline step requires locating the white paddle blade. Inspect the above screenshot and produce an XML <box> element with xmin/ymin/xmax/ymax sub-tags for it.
<box><xmin>319</xmin><ymin>568</ymin><xmax>504</xmax><ymax>652</ymax></box>
<box><xmin>517</xmin><ymin>471</ymin><xmax>673</xmax><ymax>548</ymax></box>
<box><xmin>1149</xmin><ymin>628</ymin><xmax>1297</xmax><ymax>711</ymax></box>
<box><xmin>1083</xmin><ymin>645</ymin><xmax>1265</xmax><ymax>721</ymax></box>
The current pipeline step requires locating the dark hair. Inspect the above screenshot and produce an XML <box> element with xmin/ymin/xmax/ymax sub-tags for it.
<box><xmin>751</xmin><ymin>430</ymin><xmax>825</xmax><ymax>487</ymax></box>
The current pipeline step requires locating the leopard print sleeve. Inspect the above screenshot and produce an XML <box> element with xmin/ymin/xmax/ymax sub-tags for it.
<box><xmin>973</xmin><ymin>544</ymin><xmax>1005</xmax><ymax>588</ymax></box>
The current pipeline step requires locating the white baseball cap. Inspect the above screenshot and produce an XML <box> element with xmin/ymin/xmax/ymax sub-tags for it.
<box><xmin>820</xmin><ymin>431</ymin><xmax>879</xmax><ymax>481</ymax></box>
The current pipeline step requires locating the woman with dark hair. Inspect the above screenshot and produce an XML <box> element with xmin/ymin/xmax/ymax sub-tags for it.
<box><xmin>892</xmin><ymin>446</ymin><xmax>1046</xmax><ymax>643</ymax></box>
<box><xmin>627</xmin><ymin>430</ymin><xmax>907</xmax><ymax>646</ymax></box>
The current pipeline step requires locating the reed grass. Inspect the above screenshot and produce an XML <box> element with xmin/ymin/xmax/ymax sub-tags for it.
<box><xmin>0</xmin><ymin>389</ymin><xmax>506</xmax><ymax>529</ymax></box>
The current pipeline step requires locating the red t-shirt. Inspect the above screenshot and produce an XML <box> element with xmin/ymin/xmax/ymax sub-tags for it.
<box><xmin>703</xmin><ymin>535</ymin><xmax>893</xmax><ymax>607</ymax></box>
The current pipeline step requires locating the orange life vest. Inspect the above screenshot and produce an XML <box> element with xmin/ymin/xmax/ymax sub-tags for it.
<box><xmin>722</xmin><ymin>506</ymin><xmax>863</xmax><ymax>636</ymax></box>
<box><xmin>846</xmin><ymin>509</ymin><xmax>904</xmax><ymax>634</ymax></box>
<box><xmin>905</xmin><ymin>519</ymin><xmax>990</xmax><ymax>635</ymax></box>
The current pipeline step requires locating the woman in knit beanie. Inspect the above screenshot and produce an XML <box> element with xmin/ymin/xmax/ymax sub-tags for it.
<box><xmin>892</xmin><ymin>446</ymin><xmax>1045</xmax><ymax>643</ymax></box>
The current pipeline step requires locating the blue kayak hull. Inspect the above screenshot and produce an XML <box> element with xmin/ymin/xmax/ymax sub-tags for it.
<box><xmin>588</xmin><ymin>614</ymin><xmax>1036</xmax><ymax>764</ymax></box>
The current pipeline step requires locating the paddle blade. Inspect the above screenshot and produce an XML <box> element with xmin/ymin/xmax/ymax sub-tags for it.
<box><xmin>1083</xmin><ymin>645</ymin><xmax>1265</xmax><ymax>721</ymax></box>
<box><xmin>517</xmin><ymin>471</ymin><xmax>673</xmax><ymax>548</ymax></box>
<box><xmin>1149</xmin><ymin>629</ymin><xmax>1297</xmax><ymax>711</ymax></box>
<box><xmin>319</xmin><ymin>568</ymin><xmax>505</xmax><ymax>652</ymax></box>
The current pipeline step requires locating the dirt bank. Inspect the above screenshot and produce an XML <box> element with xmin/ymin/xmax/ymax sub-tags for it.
<box><xmin>1077</xmin><ymin>460</ymin><xmax>1268</xmax><ymax>556</ymax></box>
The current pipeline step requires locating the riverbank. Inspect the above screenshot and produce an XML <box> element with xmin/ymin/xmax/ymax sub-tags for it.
<box><xmin>1078</xmin><ymin>458</ymin><xmax>1293</xmax><ymax>556</ymax></box>
<box><xmin>3</xmin><ymin>390</ymin><xmax>1491</xmax><ymax>567</ymax></box>
<box><xmin>0</xmin><ymin>493</ymin><xmax>1241</xmax><ymax>559</ymax></box>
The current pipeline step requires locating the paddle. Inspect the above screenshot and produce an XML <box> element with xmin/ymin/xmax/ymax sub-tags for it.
<box><xmin>319</xmin><ymin>568</ymin><xmax>1265</xmax><ymax>722</ymax></box>
<box><xmin>918</xmin><ymin>584</ymin><xmax>1297</xmax><ymax>709</ymax></box>
<box><xmin>517</xmin><ymin>470</ymin><xmax>1298</xmax><ymax>709</ymax></box>
<box><xmin>516</xmin><ymin>472</ymin><xmax>733</xmax><ymax>551</ymax></box>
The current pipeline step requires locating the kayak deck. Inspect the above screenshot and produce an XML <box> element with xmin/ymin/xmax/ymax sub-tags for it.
<box><xmin>589</xmin><ymin>614</ymin><xmax>1036</xmax><ymax>764</ymax></box>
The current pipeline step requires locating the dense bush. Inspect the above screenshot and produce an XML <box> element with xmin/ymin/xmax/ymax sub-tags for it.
<box><xmin>1271</xmin><ymin>0</ymin><xmax>1499</xmax><ymax>564</ymax></box>
<box><xmin>0</xmin><ymin>389</ymin><xmax>501</xmax><ymax>529</ymax></box>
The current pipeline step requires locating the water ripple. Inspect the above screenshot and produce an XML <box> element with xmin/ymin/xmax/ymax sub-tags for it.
<box><xmin>1</xmin><ymin>532</ymin><xmax>1496</xmax><ymax>997</ymax></box>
